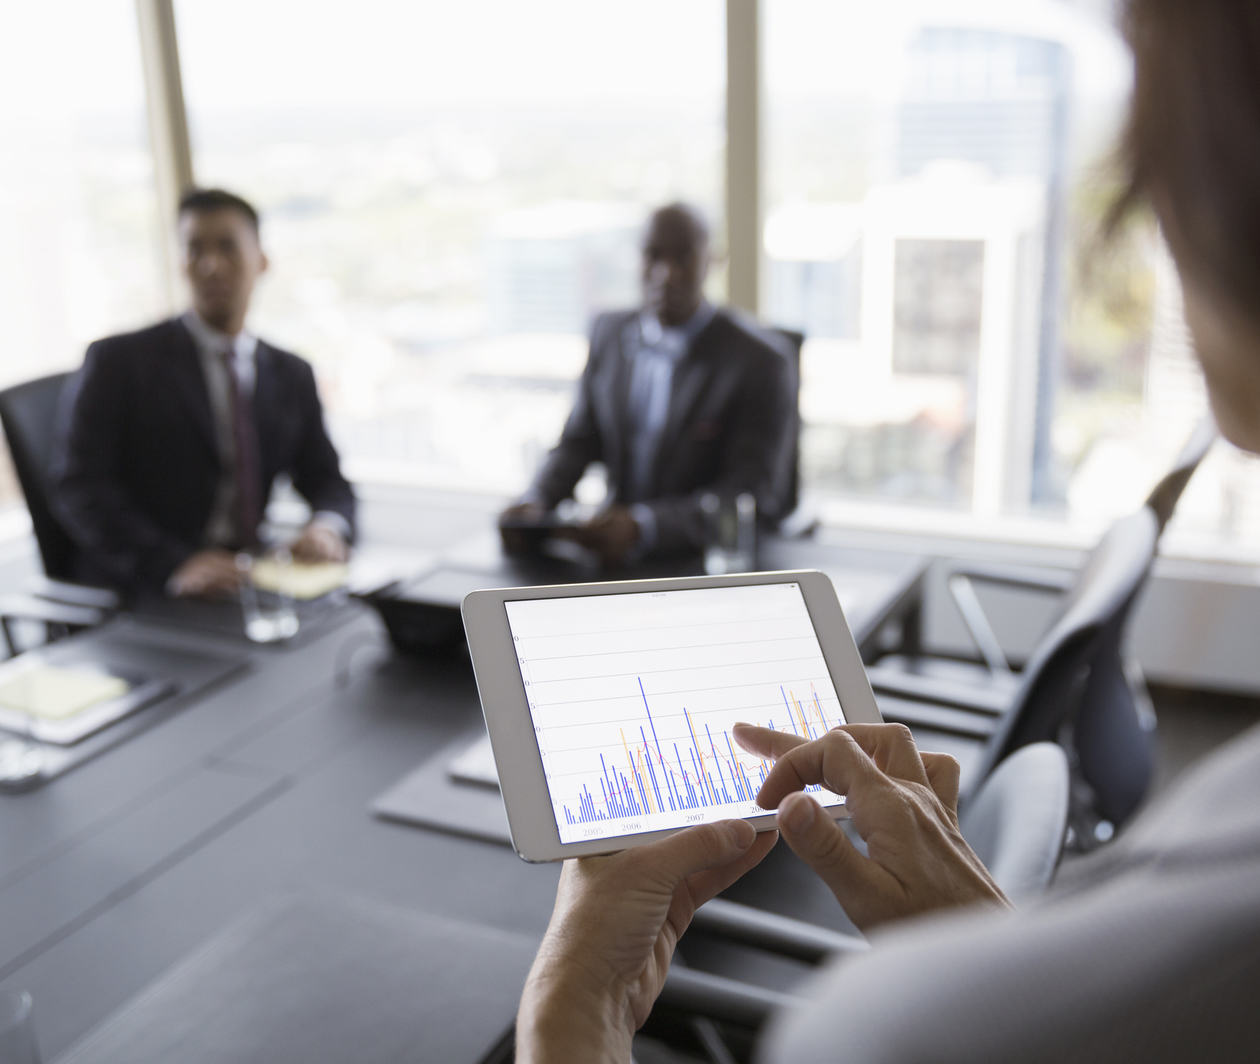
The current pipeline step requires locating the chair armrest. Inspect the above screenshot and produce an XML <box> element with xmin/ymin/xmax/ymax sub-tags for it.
<box><xmin>875</xmin><ymin>691</ymin><xmax>1000</xmax><ymax>739</ymax></box>
<box><xmin>0</xmin><ymin>594</ymin><xmax>107</xmax><ymax>628</ymax></box>
<box><xmin>688</xmin><ymin>897</ymin><xmax>868</xmax><ymax>963</ymax></box>
<box><xmin>865</xmin><ymin>666</ymin><xmax>1011</xmax><ymax>716</ymax></box>
<box><xmin>27</xmin><ymin>577</ymin><xmax>121</xmax><ymax>612</ymax></box>
<box><xmin>945</xmin><ymin>559</ymin><xmax>1074</xmax><ymax>595</ymax></box>
<box><xmin>941</xmin><ymin>561</ymin><xmax>1072</xmax><ymax>676</ymax></box>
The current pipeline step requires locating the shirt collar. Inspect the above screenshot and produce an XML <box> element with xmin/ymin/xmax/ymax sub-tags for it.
<box><xmin>182</xmin><ymin>310</ymin><xmax>258</xmax><ymax>364</ymax></box>
<box><xmin>639</xmin><ymin>300</ymin><xmax>715</xmax><ymax>358</ymax></box>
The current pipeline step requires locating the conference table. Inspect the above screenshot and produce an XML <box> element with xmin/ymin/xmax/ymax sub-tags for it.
<box><xmin>0</xmin><ymin>516</ymin><xmax>926</xmax><ymax>1061</ymax></box>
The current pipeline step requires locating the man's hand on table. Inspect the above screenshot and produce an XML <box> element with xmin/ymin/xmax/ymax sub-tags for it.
<box><xmin>289</xmin><ymin>522</ymin><xmax>349</xmax><ymax>563</ymax></box>
<box><xmin>565</xmin><ymin>505</ymin><xmax>641</xmax><ymax>566</ymax></box>
<box><xmin>167</xmin><ymin>549</ymin><xmax>244</xmax><ymax>598</ymax></box>
<box><xmin>498</xmin><ymin>501</ymin><xmax>549</xmax><ymax>556</ymax></box>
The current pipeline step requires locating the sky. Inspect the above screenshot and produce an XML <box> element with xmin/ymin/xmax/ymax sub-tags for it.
<box><xmin>0</xmin><ymin>0</ymin><xmax>1128</xmax><ymax>122</ymax></box>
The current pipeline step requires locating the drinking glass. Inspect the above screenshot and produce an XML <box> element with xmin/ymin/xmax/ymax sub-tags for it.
<box><xmin>700</xmin><ymin>492</ymin><xmax>757</xmax><ymax>574</ymax></box>
<box><xmin>236</xmin><ymin>549</ymin><xmax>300</xmax><ymax>644</ymax></box>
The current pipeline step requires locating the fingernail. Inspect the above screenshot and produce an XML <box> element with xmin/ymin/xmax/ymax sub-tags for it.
<box><xmin>780</xmin><ymin>795</ymin><xmax>816</xmax><ymax>833</ymax></box>
<box><xmin>723</xmin><ymin>819</ymin><xmax>755</xmax><ymax>849</ymax></box>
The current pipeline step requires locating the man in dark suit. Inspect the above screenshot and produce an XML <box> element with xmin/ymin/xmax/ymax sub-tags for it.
<box><xmin>500</xmin><ymin>203</ymin><xmax>796</xmax><ymax>565</ymax></box>
<box><xmin>53</xmin><ymin>188</ymin><xmax>355</xmax><ymax>597</ymax></box>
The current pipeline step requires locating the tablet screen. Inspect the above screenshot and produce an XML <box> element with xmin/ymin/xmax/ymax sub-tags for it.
<box><xmin>504</xmin><ymin>581</ymin><xmax>847</xmax><ymax>845</ymax></box>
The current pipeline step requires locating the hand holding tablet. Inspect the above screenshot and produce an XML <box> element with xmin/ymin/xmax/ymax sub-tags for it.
<box><xmin>462</xmin><ymin>570</ymin><xmax>883</xmax><ymax>861</ymax></box>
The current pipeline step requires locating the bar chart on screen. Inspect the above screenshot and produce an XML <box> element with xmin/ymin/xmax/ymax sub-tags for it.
<box><xmin>504</xmin><ymin>583</ymin><xmax>848</xmax><ymax>844</ymax></box>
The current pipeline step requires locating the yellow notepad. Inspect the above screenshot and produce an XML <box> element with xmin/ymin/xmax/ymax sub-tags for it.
<box><xmin>251</xmin><ymin>560</ymin><xmax>348</xmax><ymax>600</ymax></box>
<box><xmin>0</xmin><ymin>666</ymin><xmax>131</xmax><ymax>720</ymax></box>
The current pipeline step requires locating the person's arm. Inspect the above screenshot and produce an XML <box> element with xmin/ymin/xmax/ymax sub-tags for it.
<box><xmin>564</xmin><ymin>504</ymin><xmax>642</xmax><ymax>566</ymax></box>
<box><xmin>517</xmin><ymin>820</ymin><xmax>777</xmax><ymax>1063</ymax></box>
<box><xmin>287</xmin><ymin>360</ymin><xmax>356</xmax><ymax>548</ymax></box>
<box><xmin>636</xmin><ymin>339</ymin><xmax>796</xmax><ymax>557</ymax></box>
<box><xmin>524</xmin><ymin>319</ymin><xmax>613</xmax><ymax>511</ymax></box>
<box><xmin>289</xmin><ymin>519</ymin><xmax>349</xmax><ymax>563</ymax></box>
<box><xmin>766</xmin><ymin>724</ymin><xmax>1260</xmax><ymax>1063</ymax></box>
<box><xmin>516</xmin><ymin>723</ymin><xmax>1007</xmax><ymax>1062</ymax></box>
<box><xmin>166</xmin><ymin>549</ymin><xmax>244</xmax><ymax>597</ymax></box>
<box><xmin>52</xmin><ymin>341</ymin><xmax>196</xmax><ymax>591</ymax></box>
<box><xmin>733</xmin><ymin>722</ymin><xmax>1009</xmax><ymax>929</ymax></box>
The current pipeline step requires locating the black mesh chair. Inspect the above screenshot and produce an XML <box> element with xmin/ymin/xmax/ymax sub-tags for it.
<box><xmin>1146</xmin><ymin>416</ymin><xmax>1217</xmax><ymax>533</ymax></box>
<box><xmin>0</xmin><ymin>372</ymin><xmax>118</xmax><ymax>656</ymax></box>
<box><xmin>865</xmin><ymin>419</ymin><xmax>1215</xmax><ymax>842</ymax></box>
<box><xmin>765</xmin><ymin>326</ymin><xmax>820</xmax><ymax>538</ymax></box>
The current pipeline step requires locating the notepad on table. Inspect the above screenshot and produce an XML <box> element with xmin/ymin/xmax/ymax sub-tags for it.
<box><xmin>0</xmin><ymin>662</ymin><xmax>174</xmax><ymax>745</ymax></box>
<box><xmin>251</xmin><ymin>560</ymin><xmax>348</xmax><ymax>600</ymax></box>
<box><xmin>0</xmin><ymin>665</ymin><xmax>131</xmax><ymax>721</ymax></box>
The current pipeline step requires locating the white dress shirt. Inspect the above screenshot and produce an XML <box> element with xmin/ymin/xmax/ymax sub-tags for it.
<box><xmin>182</xmin><ymin>311</ymin><xmax>259</xmax><ymax>548</ymax></box>
<box><xmin>181</xmin><ymin>311</ymin><xmax>350</xmax><ymax>549</ymax></box>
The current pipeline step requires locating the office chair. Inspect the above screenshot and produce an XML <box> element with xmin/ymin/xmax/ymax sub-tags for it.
<box><xmin>766</xmin><ymin>325</ymin><xmax>826</xmax><ymax>539</ymax></box>
<box><xmin>956</xmin><ymin>740</ymin><xmax>1069</xmax><ymax>901</ymax></box>
<box><xmin>657</xmin><ymin>741</ymin><xmax>1070</xmax><ymax>1034</ymax></box>
<box><xmin>0</xmin><ymin>372</ymin><xmax>118</xmax><ymax>656</ymax></box>
<box><xmin>761</xmin><ymin>325</ymin><xmax>801</xmax><ymax>524</ymax></box>
<box><xmin>865</xmin><ymin>419</ymin><xmax>1215</xmax><ymax>843</ymax></box>
<box><xmin>1146</xmin><ymin>415</ymin><xmax>1217</xmax><ymax>533</ymax></box>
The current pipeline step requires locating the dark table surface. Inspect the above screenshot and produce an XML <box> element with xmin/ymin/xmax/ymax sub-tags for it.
<box><xmin>0</xmin><ymin>522</ymin><xmax>926</xmax><ymax>1060</ymax></box>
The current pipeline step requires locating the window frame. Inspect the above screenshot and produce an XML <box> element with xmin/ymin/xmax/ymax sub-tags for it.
<box><xmin>116</xmin><ymin>0</ymin><xmax>1260</xmax><ymax>569</ymax></box>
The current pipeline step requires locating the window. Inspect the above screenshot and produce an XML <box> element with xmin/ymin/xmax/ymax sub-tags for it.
<box><xmin>0</xmin><ymin>1</ymin><xmax>163</xmax><ymax>507</ymax></box>
<box><xmin>892</xmin><ymin>239</ymin><xmax>984</xmax><ymax>377</ymax></box>
<box><xmin>9</xmin><ymin>0</ymin><xmax>1260</xmax><ymax>562</ymax></box>
<box><xmin>175</xmin><ymin>0</ymin><xmax>725</xmax><ymax>495</ymax></box>
<box><xmin>766</xmin><ymin>0</ymin><xmax>1260</xmax><ymax>551</ymax></box>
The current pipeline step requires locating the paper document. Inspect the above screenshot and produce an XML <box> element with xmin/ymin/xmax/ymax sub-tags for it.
<box><xmin>0</xmin><ymin>666</ymin><xmax>131</xmax><ymax>720</ymax></box>
<box><xmin>251</xmin><ymin>560</ymin><xmax>348</xmax><ymax>600</ymax></box>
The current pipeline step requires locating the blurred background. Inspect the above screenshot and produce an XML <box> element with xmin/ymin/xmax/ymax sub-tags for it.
<box><xmin>3</xmin><ymin>0</ymin><xmax>1258</xmax><ymax>561</ymax></box>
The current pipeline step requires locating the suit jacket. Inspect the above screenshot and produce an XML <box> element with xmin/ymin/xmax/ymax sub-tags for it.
<box><xmin>528</xmin><ymin>307</ymin><xmax>797</xmax><ymax>555</ymax></box>
<box><xmin>764</xmin><ymin>722</ymin><xmax>1260</xmax><ymax>1063</ymax></box>
<box><xmin>51</xmin><ymin>317</ymin><xmax>356</xmax><ymax>593</ymax></box>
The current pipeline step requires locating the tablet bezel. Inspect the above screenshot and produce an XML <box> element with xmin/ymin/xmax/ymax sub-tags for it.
<box><xmin>461</xmin><ymin>569</ymin><xmax>881</xmax><ymax>862</ymax></box>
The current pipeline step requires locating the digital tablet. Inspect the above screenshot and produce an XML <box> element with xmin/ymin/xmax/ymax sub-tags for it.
<box><xmin>462</xmin><ymin>570</ymin><xmax>882</xmax><ymax>862</ymax></box>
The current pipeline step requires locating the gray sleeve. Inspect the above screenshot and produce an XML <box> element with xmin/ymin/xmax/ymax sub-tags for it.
<box><xmin>759</xmin><ymin>727</ymin><xmax>1260</xmax><ymax>1064</ymax></box>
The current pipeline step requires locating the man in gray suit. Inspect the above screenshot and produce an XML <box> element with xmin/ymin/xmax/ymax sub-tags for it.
<box><xmin>499</xmin><ymin>203</ymin><xmax>796</xmax><ymax>565</ymax></box>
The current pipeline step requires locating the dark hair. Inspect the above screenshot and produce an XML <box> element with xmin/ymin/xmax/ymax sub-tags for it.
<box><xmin>177</xmin><ymin>188</ymin><xmax>260</xmax><ymax>233</ymax></box>
<box><xmin>1109</xmin><ymin>0</ymin><xmax>1260</xmax><ymax>321</ymax></box>
<box><xmin>647</xmin><ymin>202</ymin><xmax>710</xmax><ymax>250</ymax></box>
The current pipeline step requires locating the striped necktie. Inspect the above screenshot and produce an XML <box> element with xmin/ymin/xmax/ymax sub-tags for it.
<box><xmin>220</xmin><ymin>348</ymin><xmax>261</xmax><ymax>547</ymax></box>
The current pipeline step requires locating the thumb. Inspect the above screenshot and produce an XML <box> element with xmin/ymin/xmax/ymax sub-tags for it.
<box><xmin>921</xmin><ymin>752</ymin><xmax>962</xmax><ymax>815</ymax></box>
<box><xmin>645</xmin><ymin>819</ymin><xmax>758</xmax><ymax>881</ymax></box>
<box><xmin>777</xmin><ymin>794</ymin><xmax>874</xmax><ymax>899</ymax></box>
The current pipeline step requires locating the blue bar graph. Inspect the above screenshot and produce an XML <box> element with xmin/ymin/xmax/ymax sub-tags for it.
<box><xmin>561</xmin><ymin>678</ymin><xmax>834</xmax><ymax>826</ymax></box>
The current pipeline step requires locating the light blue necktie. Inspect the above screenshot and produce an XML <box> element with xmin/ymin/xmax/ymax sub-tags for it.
<box><xmin>625</xmin><ymin>323</ymin><xmax>685</xmax><ymax>502</ymax></box>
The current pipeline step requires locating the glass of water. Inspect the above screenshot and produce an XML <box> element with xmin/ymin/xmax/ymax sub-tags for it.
<box><xmin>236</xmin><ymin>549</ymin><xmax>300</xmax><ymax>644</ymax></box>
<box><xmin>700</xmin><ymin>492</ymin><xmax>757</xmax><ymax>574</ymax></box>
